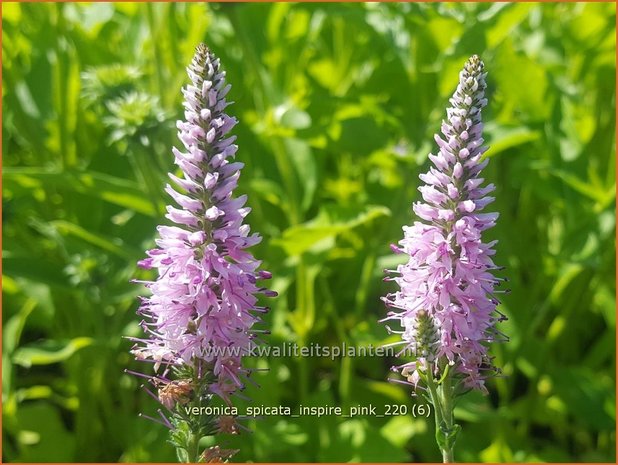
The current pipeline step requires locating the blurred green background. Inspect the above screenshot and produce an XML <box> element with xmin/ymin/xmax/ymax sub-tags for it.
<box><xmin>2</xmin><ymin>2</ymin><xmax>616</xmax><ymax>463</ymax></box>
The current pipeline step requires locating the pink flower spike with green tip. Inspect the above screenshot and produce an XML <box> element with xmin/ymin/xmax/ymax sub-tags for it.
<box><xmin>382</xmin><ymin>55</ymin><xmax>507</xmax><ymax>463</ymax></box>
<box><xmin>130</xmin><ymin>44</ymin><xmax>275</xmax><ymax>463</ymax></box>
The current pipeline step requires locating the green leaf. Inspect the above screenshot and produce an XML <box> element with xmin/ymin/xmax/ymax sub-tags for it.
<box><xmin>13</xmin><ymin>403</ymin><xmax>76</xmax><ymax>461</ymax></box>
<box><xmin>486</xmin><ymin>3</ymin><xmax>532</xmax><ymax>49</ymax></box>
<box><xmin>284</xmin><ymin>138</ymin><xmax>317</xmax><ymax>212</ymax></box>
<box><xmin>494</xmin><ymin>39</ymin><xmax>550</xmax><ymax>121</ymax></box>
<box><xmin>249</xmin><ymin>177</ymin><xmax>287</xmax><ymax>208</ymax></box>
<box><xmin>2</xmin><ymin>2</ymin><xmax>21</xmax><ymax>23</ymax></box>
<box><xmin>479</xmin><ymin>436</ymin><xmax>513</xmax><ymax>462</ymax></box>
<box><xmin>3</xmin><ymin>299</ymin><xmax>36</xmax><ymax>354</ymax></box>
<box><xmin>485</xmin><ymin>124</ymin><xmax>540</xmax><ymax>157</ymax></box>
<box><xmin>549</xmin><ymin>366</ymin><xmax>615</xmax><ymax>431</ymax></box>
<box><xmin>12</xmin><ymin>337</ymin><xmax>94</xmax><ymax>368</ymax></box>
<box><xmin>273</xmin><ymin>205</ymin><xmax>390</xmax><ymax>256</ymax></box>
<box><xmin>50</xmin><ymin>220</ymin><xmax>141</xmax><ymax>258</ymax></box>
<box><xmin>549</xmin><ymin>169</ymin><xmax>615</xmax><ymax>208</ymax></box>
<box><xmin>3</xmin><ymin>255</ymin><xmax>71</xmax><ymax>289</ymax></box>
<box><xmin>280</xmin><ymin>107</ymin><xmax>312</xmax><ymax>130</ymax></box>
<box><xmin>319</xmin><ymin>419</ymin><xmax>409</xmax><ymax>462</ymax></box>
<box><xmin>3</xmin><ymin>300</ymin><xmax>37</xmax><ymax>397</ymax></box>
<box><xmin>3</xmin><ymin>168</ymin><xmax>157</xmax><ymax>216</ymax></box>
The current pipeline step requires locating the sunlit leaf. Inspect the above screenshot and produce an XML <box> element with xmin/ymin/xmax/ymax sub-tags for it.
<box><xmin>13</xmin><ymin>337</ymin><xmax>94</xmax><ymax>368</ymax></box>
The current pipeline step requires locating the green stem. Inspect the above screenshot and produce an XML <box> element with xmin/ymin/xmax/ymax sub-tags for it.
<box><xmin>146</xmin><ymin>4</ymin><xmax>166</xmax><ymax>104</ymax></box>
<box><xmin>439</xmin><ymin>375</ymin><xmax>456</xmax><ymax>463</ymax></box>
<box><xmin>426</xmin><ymin>369</ymin><xmax>445</xmax><ymax>435</ymax></box>
<box><xmin>187</xmin><ymin>432</ymin><xmax>200</xmax><ymax>463</ymax></box>
<box><xmin>181</xmin><ymin>364</ymin><xmax>204</xmax><ymax>463</ymax></box>
<box><xmin>426</xmin><ymin>369</ymin><xmax>458</xmax><ymax>463</ymax></box>
<box><xmin>298</xmin><ymin>339</ymin><xmax>309</xmax><ymax>403</ymax></box>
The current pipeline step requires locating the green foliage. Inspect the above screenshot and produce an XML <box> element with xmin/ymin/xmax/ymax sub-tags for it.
<box><xmin>2</xmin><ymin>2</ymin><xmax>615</xmax><ymax>462</ymax></box>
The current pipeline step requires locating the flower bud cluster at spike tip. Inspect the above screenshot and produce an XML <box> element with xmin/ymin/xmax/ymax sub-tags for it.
<box><xmin>383</xmin><ymin>55</ymin><xmax>506</xmax><ymax>393</ymax></box>
<box><xmin>132</xmin><ymin>44</ymin><xmax>275</xmax><ymax>404</ymax></box>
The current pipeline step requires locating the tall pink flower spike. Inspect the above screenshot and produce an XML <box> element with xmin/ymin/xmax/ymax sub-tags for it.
<box><xmin>130</xmin><ymin>44</ymin><xmax>275</xmax><ymax>462</ymax></box>
<box><xmin>384</xmin><ymin>55</ymin><xmax>507</xmax><ymax>392</ymax></box>
<box><xmin>382</xmin><ymin>55</ymin><xmax>507</xmax><ymax>462</ymax></box>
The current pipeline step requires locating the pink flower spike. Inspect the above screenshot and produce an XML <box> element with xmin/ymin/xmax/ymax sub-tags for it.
<box><xmin>133</xmin><ymin>44</ymin><xmax>274</xmax><ymax>407</ymax></box>
<box><xmin>382</xmin><ymin>55</ymin><xmax>505</xmax><ymax>393</ymax></box>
